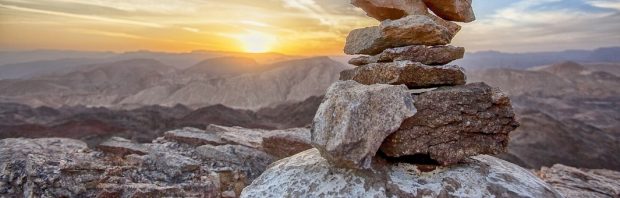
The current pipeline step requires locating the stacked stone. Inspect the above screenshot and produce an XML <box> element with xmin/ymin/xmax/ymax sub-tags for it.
<box><xmin>311</xmin><ymin>0</ymin><xmax>520</xmax><ymax>169</ymax></box>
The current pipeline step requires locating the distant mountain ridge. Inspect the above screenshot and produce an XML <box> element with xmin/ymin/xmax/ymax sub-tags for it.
<box><xmin>454</xmin><ymin>47</ymin><xmax>620</xmax><ymax>70</ymax></box>
<box><xmin>0</xmin><ymin>56</ymin><xmax>349</xmax><ymax>110</ymax></box>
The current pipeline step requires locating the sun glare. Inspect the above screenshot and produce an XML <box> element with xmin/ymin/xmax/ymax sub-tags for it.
<box><xmin>236</xmin><ymin>32</ymin><xmax>277</xmax><ymax>53</ymax></box>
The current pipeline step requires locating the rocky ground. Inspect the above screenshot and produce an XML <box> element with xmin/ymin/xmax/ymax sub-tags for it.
<box><xmin>2</xmin><ymin>127</ymin><xmax>618</xmax><ymax>198</ymax></box>
<box><xmin>0</xmin><ymin>125</ymin><xmax>311</xmax><ymax>197</ymax></box>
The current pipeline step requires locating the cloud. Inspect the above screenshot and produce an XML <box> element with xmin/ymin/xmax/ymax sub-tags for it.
<box><xmin>0</xmin><ymin>3</ymin><xmax>164</xmax><ymax>28</ymax></box>
<box><xmin>586</xmin><ymin>0</ymin><xmax>620</xmax><ymax>10</ymax></box>
<box><xmin>455</xmin><ymin>0</ymin><xmax>620</xmax><ymax>52</ymax></box>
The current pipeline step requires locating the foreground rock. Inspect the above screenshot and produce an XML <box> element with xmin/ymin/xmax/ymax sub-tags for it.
<box><xmin>423</xmin><ymin>0</ymin><xmax>476</xmax><ymax>22</ymax></box>
<box><xmin>311</xmin><ymin>81</ymin><xmax>415</xmax><ymax>169</ymax></box>
<box><xmin>351</xmin><ymin>0</ymin><xmax>428</xmax><ymax>21</ymax></box>
<box><xmin>0</xmin><ymin>125</ymin><xmax>311</xmax><ymax>197</ymax></box>
<box><xmin>538</xmin><ymin>164</ymin><xmax>620</xmax><ymax>198</ymax></box>
<box><xmin>344</xmin><ymin>15</ymin><xmax>460</xmax><ymax>55</ymax></box>
<box><xmin>381</xmin><ymin>83</ymin><xmax>519</xmax><ymax>165</ymax></box>
<box><xmin>240</xmin><ymin>149</ymin><xmax>562</xmax><ymax>197</ymax></box>
<box><xmin>349</xmin><ymin>45</ymin><xmax>465</xmax><ymax>66</ymax></box>
<box><xmin>340</xmin><ymin>61</ymin><xmax>466</xmax><ymax>88</ymax></box>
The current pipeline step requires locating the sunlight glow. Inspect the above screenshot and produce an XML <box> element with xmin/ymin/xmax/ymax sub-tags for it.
<box><xmin>236</xmin><ymin>32</ymin><xmax>277</xmax><ymax>53</ymax></box>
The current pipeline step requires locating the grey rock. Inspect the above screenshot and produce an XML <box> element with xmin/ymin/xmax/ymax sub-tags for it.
<box><xmin>380</xmin><ymin>83</ymin><xmax>520</xmax><ymax>165</ymax></box>
<box><xmin>423</xmin><ymin>0</ymin><xmax>476</xmax><ymax>22</ymax></box>
<box><xmin>351</xmin><ymin>0</ymin><xmax>428</xmax><ymax>21</ymax></box>
<box><xmin>197</xmin><ymin>144</ymin><xmax>275</xmax><ymax>180</ymax></box>
<box><xmin>311</xmin><ymin>81</ymin><xmax>415</xmax><ymax>169</ymax></box>
<box><xmin>240</xmin><ymin>149</ymin><xmax>562</xmax><ymax>198</ymax></box>
<box><xmin>344</xmin><ymin>15</ymin><xmax>461</xmax><ymax>55</ymax></box>
<box><xmin>538</xmin><ymin>164</ymin><xmax>620</xmax><ymax>198</ymax></box>
<box><xmin>340</xmin><ymin>61</ymin><xmax>467</xmax><ymax>89</ymax></box>
<box><xmin>349</xmin><ymin>45</ymin><xmax>465</xmax><ymax>66</ymax></box>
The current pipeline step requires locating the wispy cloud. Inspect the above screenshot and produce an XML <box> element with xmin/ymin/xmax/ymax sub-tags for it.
<box><xmin>0</xmin><ymin>3</ymin><xmax>165</xmax><ymax>28</ymax></box>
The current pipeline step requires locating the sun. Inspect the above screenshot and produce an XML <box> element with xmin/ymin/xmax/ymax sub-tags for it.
<box><xmin>236</xmin><ymin>32</ymin><xmax>277</xmax><ymax>53</ymax></box>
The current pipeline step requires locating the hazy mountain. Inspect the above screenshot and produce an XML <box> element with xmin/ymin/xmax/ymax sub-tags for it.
<box><xmin>454</xmin><ymin>47</ymin><xmax>620</xmax><ymax>70</ymax></box>
<box><xmin>0</xmin><ymin>56</ymin><xmax>348</xmax><ymax>110</ymax></box>
<box><xmin>0</xmin><ymin>50</ymin><xmax>299</xmax><ymax>80</ymax></box>
<box><xmin>469</xmin><ymin>61</ymin><xmax>620</xmax><ymax>170</ymax></box>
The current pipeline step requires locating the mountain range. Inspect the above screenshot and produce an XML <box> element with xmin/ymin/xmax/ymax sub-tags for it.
<box><xmin>0</xmin><ymin>56</ymin><xmax>348</xmax><ymax>110</ymax></box>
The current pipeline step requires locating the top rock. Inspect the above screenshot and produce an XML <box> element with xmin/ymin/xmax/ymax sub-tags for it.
<box><xmin>351</xmin><ymin>0</ymin><xmax>429</xmax><ymax>21</ymax></box>
<box><xmin>423</xmin><ymin>0</ymin><xmax>476</xmax><ymax>22</ymax></box>
<box><xmin>351</xmin><ymin>0</ymin><xmax>476</xmax><ymax>23</ymax></box>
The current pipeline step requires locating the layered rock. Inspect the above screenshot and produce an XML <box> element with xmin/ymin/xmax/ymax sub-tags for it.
<box><xmin>344</xmin><ymin>15</ymin><xmax>460</xmax><ymax>55</ymax></box>
<box><xmin>380</xmin><ymin>83</ymin><xmax>519</xmax><ymax>165</ymax></box>
<box><xmin>351</xmin><ymin>0</ymin><xmax>429</xmax><ymax>21</ymax></box>
<box><xmin>423</xmin><ymin>0</ymin><xmax>476</xmax><ymax>22</ymax></box>
<box><xmin>311</xmin><ymin>80</ymin><xmax>415</xmax><ymax>169</ymax></box>
<box><xmin>538</xmin><ymin>164</ymin><xmax>620</xmax><ymax>198</ymax></box>
<box><xmin>240</xmin><ymin>149</ymin><xmax>562</xmax><ymax>197</ymax></box>
<box><xmin>349</xmin><ymin>45</ymin><xmax>465</xmax><ymax>66</ymax></box>
<box><xmin>340</xmin><ymin>61</ymin><xmax>466</xmax><ymax>88</ymax></box>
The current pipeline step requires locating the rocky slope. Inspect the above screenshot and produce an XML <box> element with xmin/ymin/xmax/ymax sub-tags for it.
<box><xmin>0</xmin><ymin>57</ymin><xmax>347</xmax><ymax>110</ymax></box>
<box><xmin>469</xmin><ymin>61</ymin><xmax>620</xmax><ymax>170</ymax></box>
<box><xmin>0</xmin><ymin>96</ymin><xmax>322</xmax><ymax>146</ymax></box>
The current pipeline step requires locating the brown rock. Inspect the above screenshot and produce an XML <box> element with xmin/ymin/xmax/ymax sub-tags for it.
<box><xmin>311</xmin><ymin>81</ymin><xmax>416</xmax><ymax>169</ymax></box>
<box><xmin>423</xmin><ymin>0</ymin><xmax>476</xmax><ymax>22</ymax></box>
<box><xmin>344</xmin><ymin>15</ymin><xmax>460</xmax><ymax>55</ymax></box>
<box><xmin>349</xmin><ymin>45</ymin><xmax>465</xmax><ymax>66</ymax></box>
<box><xmin>351</xmin><ymin>0</ymin><xmax>428</xmax><ymax>21</ymax></box>
<box><xmin>340</xmin><ymin>61</ymin><xmax>466</xmax><ymax>89</ymax></box>
<box><xmin>380</xmin><ymin>83</ymin><xmax>519</xmax><ymax>165</ymax></box>
<box><xmin>97</xmin><ymin>137</ymin><xmax>149</xmax><ymax>156</ymax></box>
<box><xmin>262</xmin><ymin>129</ymin><xmax>312</xmax><ymax>159</ymax></box>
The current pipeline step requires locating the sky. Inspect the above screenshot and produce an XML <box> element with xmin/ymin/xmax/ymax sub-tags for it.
<box><xmin>0</xmin><ymin>0</ymin><xmax>619</xmax><ymax>55</ymax></box>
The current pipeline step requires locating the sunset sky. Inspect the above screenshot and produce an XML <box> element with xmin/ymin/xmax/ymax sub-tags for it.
<box><xmin>1</xmin><ymin>0</ymin><xmax>619</xmax><ymax>55</ymax></box>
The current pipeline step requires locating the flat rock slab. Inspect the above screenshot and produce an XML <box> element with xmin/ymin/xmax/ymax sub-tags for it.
<box><xmin>344</xmin><ymin>15</ymin><xmax>460</xmax><ymax>55</ymax></box>
<box><xmin>380</xmin><ymin>83</ymin><xmax>520</xmax><ymax>165</ymax></box>
<box><xmin>351</xmin><ymin>0</ymin><xmax>428</xmax><ymax>21</ymax></box>
<box><xmin>423</xmin><ymin>0</ymin><xmax>476</xmax><ymax>22</ymax></box>
<box><xmin>98</xmin><ymin>137</ymin><xmax>149</xmax><ymax>156</ymax></box>
<box><xmin>340</xmin><ymin>61</ymin><xmax>466</xmax><ymax>89</ymax></box>
<box><xmin>349</xmin><ymin>45</ymin><xmax>464</xmax><ymax>66</ymax></box>
<box><xmin>311</xmin><ymin>81</ymin><xmax>415</xmax><ymax>169</ymax></box>
<box><xmin>164</xmin><ymin>127</ymin><xmax>228</xmax><ymax>146</ymax></box>
<box><xmin>240</xmin><ymin>149</ymin><xmax>562</xmax><ymax>198</ymax></box>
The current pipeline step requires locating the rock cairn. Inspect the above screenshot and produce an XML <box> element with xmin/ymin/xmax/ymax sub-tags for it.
<box><xmin>314</xmin><ymin>0</ymin><xmax>520</xmax><ymax>169</ymax></box>
<box><xmin>242</xmin><ymin>1</ymin><xmax>561</xmax><ymax>197</ymax></box>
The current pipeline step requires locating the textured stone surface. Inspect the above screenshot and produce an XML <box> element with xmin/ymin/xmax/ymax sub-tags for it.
<box><xmin>240</xmin><ymin>149</ymin><xmax>562</xmax><ymax>198</ymax></box>
<box><xmin>538</xmin><ymin>164</ymin><xmax>620</xmax><ymax>198</ymax></box>
<box><xmin>340</xmin><ymin>61</ymin><xmax>466</xmax><ymax>89</ymax></box>
<box><xmin>351</xmin><ymin>0</ymin><xmax>428</xmax><ymax>21</ymax></box>
<box><xmin>380</xmin><ymin>83</ymin><xmax>520</xmax><ymax>165</ymax></box>
<box><xmin>344</xmin><ymin>15</ymin><xmax>460</xmax><ymax>55</ymax></box>
<box><xmin>311</xmin><ymin>81</ymin><xmax>415</xmax><ymax>169</ymax></box>
<box><xmin>423</xmin><ymin>0</ymin><xmax>476</xmax><ymax>22</ymax></box>
<box><xmin>349</xmin><ymin>45</ymin><xmax>465</xmax><ymax>66</ymax></box>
